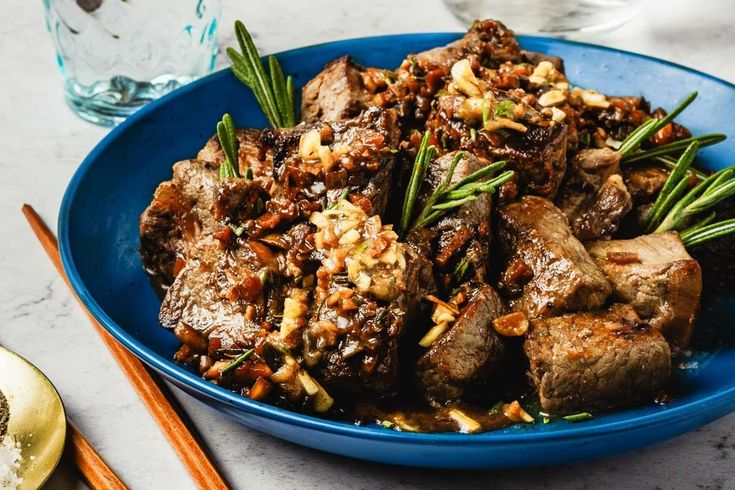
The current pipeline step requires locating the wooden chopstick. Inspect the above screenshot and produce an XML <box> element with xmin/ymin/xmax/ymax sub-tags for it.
<box><xmin>0</xmin><ymin>339</ymin><xmax>125</xmax><ymax>489</ymax></box>
<box><xmin>67</xmin><ymin>420</ymin><xmax>127</xmax><ymax>490</ymax></box>
<box><xmin>22</xmin><ymin>204</ymin><xmax>229</xmax><ymax>490</ymax></box>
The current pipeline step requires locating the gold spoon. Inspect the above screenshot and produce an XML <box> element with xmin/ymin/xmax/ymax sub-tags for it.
<box><xmin>0</xmin><ymin>345</ymin><xmax>66</xmax><ymax>489</ymax></box>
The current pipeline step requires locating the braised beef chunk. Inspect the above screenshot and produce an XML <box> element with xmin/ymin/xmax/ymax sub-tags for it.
<box><xmin>689</xmin><ymin>197</ymin><xmax>735</xmax><ymax>289</ymax></box>
<box><xmin>417</xmin><ymin>151</ymin><xmax>494</xmax><ymax>287</ymax></box>
<box><xmin>556</xmin><ymin>148</ymin><xmax>632</xmax><ymax>241</ymax></box>
<box><xmin>416</xmin><ymin>283</ymin><xmax>508</xmax><ymax>405</ymax></box>
<box><xmin>570</xmin><ymin>174</ymin><xmax>632</xmax><ymax>241</ymax></box>
<box><xmin>374</xmin><ymin>19</ymin><xmax>522</xmax><ymax>126</ymax></box>
<box><xmin>588</xmin><ymin>232</ymin><xmax>702</xmax><ymax>348</ymax></box>
<box><xmin>261</xmin><ymin>107</ymin><xmax>400</xmax><ymax>217</ymax></box>
<box><xmin>497</xmin><ymin>196</ymin><xmax>611</xmax><ymax>318</ymax></box>
<box><xmin>525</xmin><ymin>304</ymin><xmax>671</xmax><ymax>414</ymax></box>
<box><xmin>197</xmin><ymin>128</ymin><xmax>273</xmax><ymax>184</ymax></box>
<box><xmin>623</xmin><ymin>165</ymin><xmax>670</xmax><ymax>203</ymax></box>
<box><xmin>427</xmin><ymin>88</ymin><xmax>569</xmax><ymax>199</ymax></box>
<box><xmin>159</xmin><ymin>239</ymin><xmax>281</xmax><ymax>358</ymax></box>
<box><xmin>303</xmin><ymin>201</ymin><xmax>436</xmax><ymax>395</ymax></box>
<box><xmin>301</xmin><ymin>56</ymin><xmax>391</xmax><ymax>123</ymax></box>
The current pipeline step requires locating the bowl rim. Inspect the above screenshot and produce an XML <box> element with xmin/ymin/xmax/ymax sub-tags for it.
<box><xmin>59</xmin><ymin>31</ymin><xmax>735</xmax><ymax>445</ymax></box>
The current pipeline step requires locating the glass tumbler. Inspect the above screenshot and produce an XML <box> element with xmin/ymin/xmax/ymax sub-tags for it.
<box><xmin>43</xmin><ymin>0</ymin><xmax>222</xmax><ymax>126</ymax></box>
<box><xmin>444</xmin><ymin>0</ymin><xmax>644</xmax><ymax>36</ymax></box>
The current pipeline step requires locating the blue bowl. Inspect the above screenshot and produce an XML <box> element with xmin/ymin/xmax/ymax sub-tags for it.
<box><xmin>59</xmin><ymin>33</ymin><xmax>735</xmax><ymax>468</ymax></box>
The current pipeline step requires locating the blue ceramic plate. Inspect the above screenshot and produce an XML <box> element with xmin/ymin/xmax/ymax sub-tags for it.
<box><xmin>59</xmin><ymin>33</ymin><xmax>735</xmax><ymax>468</ymax></box>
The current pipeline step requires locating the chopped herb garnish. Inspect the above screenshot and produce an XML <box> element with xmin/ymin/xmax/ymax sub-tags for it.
<box><xmin>562</xmin><ymin>412</ymin><xmax>593</xmax><ymax>422</ymax></box>
<box><xmin>453</xmin><ymin>257</ymin><xmax>471</xmax><ymax>283</ymax></box>
<box><xmin>494</xmin><ymin>100</ymin><xmax>515</xmax><ymax>119</ymax></box>
<box><xmin>227</xmin><ymin>20</ymin><xmax>296</xmax><ymax>128</ymax></box>
<box><xmin>221</xmin><ymin>348</ymin><xmax>255</xmax><ymax>375</ymax></box>
<box><xmin>259</xmin><ymin>268</ymin><xmax>269</xmax><ymax>286</ymax></box>
<box><xmin>490</xmin><ymin>400</ymin><xmax>504</xmax><ymax>412</ymax></box>
<box><xmin>470</xmin><ymin>127</ymin><xmax>477</xmax><ymax>141</ymax></box>
<box><xmin>216</xmin><ymin>113</ymin><xmax>241</xmax><ymax>179</ymax></box>
<box><xmin>229</xmin><ymin>223</ymin><xmax>245</xmax><ymax>236</ymax></box>
<box><xmin>481</xmin><ymin>97</ymin><xmax>491</xmax><ymax>125</ymax></box>
<box><xmin>326</xmin><ymin>189</ymin><xmax>349</xmax><ymax>210</ymax></box>
<box><xmin>379</xmin><ymin>420</ymin><xmax>395</xmax><ymax>429</ymax></box>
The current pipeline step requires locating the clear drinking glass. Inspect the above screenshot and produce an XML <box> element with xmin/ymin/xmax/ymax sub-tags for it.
<box><xmin>444</xmin><ymin>0</ymin><xmax>644</xmax><ymax>36</ymax></box>
<box><xmin>43</xmin><ymin>0</ymin><xmax>222</xmax><ymax>126</ymax></box>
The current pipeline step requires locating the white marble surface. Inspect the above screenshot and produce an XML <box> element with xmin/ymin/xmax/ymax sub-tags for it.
<box><xmin>1</xmin><ymin>0</ymin><xmax>734</xmax><ymax>488</ymax></box>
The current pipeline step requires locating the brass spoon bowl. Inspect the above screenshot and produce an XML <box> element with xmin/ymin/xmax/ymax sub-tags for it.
<box><xmin>0</xmin><ymin>346</ymin><xmax>66</xmax><ymax>489</ymax></box>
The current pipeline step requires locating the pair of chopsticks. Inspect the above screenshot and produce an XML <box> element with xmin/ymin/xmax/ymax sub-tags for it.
<box><xmin>22</xmin><ymin>205</ymin><xmax>229</xmax><ymax>490</ymax></box>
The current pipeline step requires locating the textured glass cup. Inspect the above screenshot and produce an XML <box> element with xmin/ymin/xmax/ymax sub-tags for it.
<box><xmin>43</xmin><ymin>0</ymin><xmax>222</xmax><ymax>126</ymax></box>
<box><xmin>444</xmin><ymin>0</ymin><xmax>643</xmax><ymax>36</ymax></box>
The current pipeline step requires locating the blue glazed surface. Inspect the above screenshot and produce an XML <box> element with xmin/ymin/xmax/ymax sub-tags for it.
<box><xmin>59</xmin><ymin>33</ymin><xmax>735</xmax><ymax>468</ymax></box>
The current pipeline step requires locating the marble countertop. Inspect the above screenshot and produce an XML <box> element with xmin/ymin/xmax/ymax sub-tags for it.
<box><xmin>1</xmin><ymin>0</ymin><xmax>734</xmax><ymax>488</ymax></box>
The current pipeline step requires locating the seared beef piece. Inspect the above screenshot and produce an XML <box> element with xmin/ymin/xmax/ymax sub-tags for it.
<box><xmin>197</xmin><ymin>128</ymin><xmax>273</xmax><ymax>184</ymax></box>
<box><xmin>416</xmin><ymin>283</ymin><xmax>508</xmax><ymax>405</ymax></box>
<box><xmin>524</xmin><ymin>303</ymin><xmax>671</xmax><ymax>414</ymax></box>
<box><xmin>305</xmin><ymin>246</ymin><xmax>435</xmax><ymax>395</ymax></box>
<box><xmin>497</xmin><ymin>196</ymin><xmax>611</xmax><ymax>318</ymax></box>
<box><xmin>427</xmin><ymin>90</ymin><xmax>568</xmax><ymax>199</ymax></box>
<box><xmin>140</xmin><ymin>159</ymin><xmax>266</xmax><ymax>286</ymax></box>
<box><xmin>416</xmin><ymin>151</ymin><xmax>494</xmax><ymax>287</ymax></box>
<box><xmin>570</xmin><ymin>174</ymin><xmax>632</xmax><ymax>241</ymax></box>
<box><xmin>159</xmin><ymin>238</ymin><xmax>281</xmax><ymax>359</ymax></box>
<box><xmin>260</xmin><ymin>107</ymin><xmax>400</xmax><ymax>217</ymax></box>
<box><xmin>557</xmin><ymin>148</ymin><xmax>632</xmax><ymax>241</ymax></box>
<box><xmin>301</xmin><ymin>56</ymin><xmax>391</xmax><ymax>123</ymax></box>
<box><xmin>689</xmin><ymin>197</ymin><xmax>735</xmax><ymax>289</ymax></box>
<box><xmin>623</xmin><ymin>165</ymin><xmax>670</xmax><ymax>203</ymax></box>
<box><xmin>588</xmin><ymin>232</ymin><xmax>702</xmax><ymax>348</ymax></box>
<box><xmin>374</xmin><ymin>19</ymin><xmax>522</xmax><ymax>126</ymax></box>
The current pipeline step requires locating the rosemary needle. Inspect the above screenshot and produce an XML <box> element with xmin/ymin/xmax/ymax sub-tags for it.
<box><xmin>222</xmin><ymin>349</ymin><xmax>255</xmax><ymax>375</ymax></box>
<box><xmin>216</xmin><ymin>113</ymin><xmax>241</xmax><ymax>179</ymax></box>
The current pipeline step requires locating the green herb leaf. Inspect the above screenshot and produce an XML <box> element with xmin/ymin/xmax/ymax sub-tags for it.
<box><xmin>216</xmin><ymin>113</ymin><xmax>241</xmax><ymax>179</ymax></box>
<box><xmin>453</xmin><ymin>257</ymin><xmax>471</xmax><ymax>283</ymax></box>
<box><xmin>622</xmin><ymin>133</ymin><xmax>726</xmax><ymax>163</ymax></box>
<box><xmin>618</xmin><ymin>92</ymin><xmax>698</xmax><ymax>157</ymax></box>
<box><xmin>230</xmin><ymin>223</ymin><xmax>245</xmax><ymax>237</ymax></box>
<box><xmin>494</xmin><ymin>100</ymin><xmax>515</xmax><ymax>119</ymax></box>
<box><xmin>562</xmin><ymin>412</ymin><xmax>593</xmax><ymax>423</ymax></box>
<box><xmin>221</xmin><ymin>348</ymin><xmax>255</xmax><ymax>375</ymax></box>
<box><xmin>680</xmin><ymin>218</ymin><xmax>735</xmax><ymax>247</ymax></box>
<box><xmin>228</xmin><ymin>21</ymin><xmax>297</xmax><ymax>128</ymax></box>
<box><xmin>399</xmin><ymin>132</ymin><xmax>435</xmax><ymax>235</ymax></box>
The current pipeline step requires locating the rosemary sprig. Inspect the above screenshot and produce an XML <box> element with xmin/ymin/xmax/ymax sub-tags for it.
<box><xmin>655</xmin><ymin>155</ymin><xmax>708</xmax><ymax>181</ymax></box>
<box><xmin>216</xmin><ymin>113</ymin><xmax>241</xmax><ymax>179</ymax></box>
<box><xmin>453</xmin><ymin>257</ymin><xmax>471</xmax><ymax>282</ymax></box>
<box><xmin>618</xmin><ymin>92</ymin><xmax>698</xmax><ymax>157</ymax></box>
<box><xmin>412</xmin><ymin>158</ymin><xmax>513</xmax><ymax>230</ymax></box>
<box><xmin>399</xmin><ymin>132</ymin><xmax>436</xmax><ymax>235</ymax></box>
<box><xmin>221</xmin><ymin>348</ymin><xmax>255</xmax><ymax>375</ymax></box>
<box><xmin>623</xmin><ymin>133</ymin><xmax>726</xmax><ymax>163</ymax></box>
<box><xmin>680</xmin><ymin>218</ymin><xmax>735</xmax><ymax>247</ymax></box>
<box><xmin>562</xmin><ymin>412</ymin><xmax>593</xmax><ymax>422</ymax></box>
<box><xmin>227</xmin><ymin>21</ymin><xmax>296</xmax><ymax>128</ymax></box>
<box><xmin>655</xmin><ymin>163</ymin><xmax>735</xmax><ymax>233</ymax></box>
<box><xmin>644</xmin><ymin>141</ymin><xmax>700</xmax><ymax>232</ymax></box>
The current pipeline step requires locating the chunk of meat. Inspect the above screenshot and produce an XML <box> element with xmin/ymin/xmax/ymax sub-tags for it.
<box><xmin>260</xmin><ymin>106</ymin><xmax>400</xmax><ymax>217</ymax></box>
<box><xmin>301</xmin><ymin>56</ymin><xmax>390</xmax><ymax>123</ymax></box>
<box><xmin>570</xmin><ymin>174</ymin><xmax>632</xmax><ymax>241</ymax></box>
<box><xmin>497</xmin><ymin>196</ymin><xmax>611</xmax><ymax>318</ymax></box>
<box><xmin>197</xmin><ymin>128</ymin><xmax>273</xmax><ymax>184</ymax></box>
<box><xmin>588</xmin><ymin>232</ymin><xmax>702</xmax><ymax>348</ymax></box>
<box><xmin>139</xmin><ymin>159</ymin><xmax>267</xmax><ymax>287</ymax></box>
<box><xmin>375</xmin><ymin>19</ymin><xmax>522</xmax><ymax>126</ymax></box>
<box><xmin>159</xmin><ymin>239</ymin><xmax>281</xmax><ymax>358</ymax></box>
<box><xmin>623</xmin><ymin>165</ymin><xmax>670</xmax><ymax>203</ymax></box>
<box><xmin>417</xmin><ymin>151</ymin><xmax>494</xmax><ymax>288</ymax></box>
<box><xmin>524</xmin><ymin>304</ymin><xmax>671</xmax><ymax>414</ymax></box>
<box><xmin>427</xmin><ymin>89</ymin><xmax>568</xmax><ymax>199</ymax></box>
<box><xmin>416</xmin><ymin>283</ymin><xmax>508</xmax><ymax>405</ymax></box>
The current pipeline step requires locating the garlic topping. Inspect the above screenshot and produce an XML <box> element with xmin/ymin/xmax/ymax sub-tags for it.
<box><xmin>451</xmin><ymin>59</ymin><xmax>482</xmax><ymax>97</ymax></box>
<box><xmin>298</xmin><ymin>129</ymin><xmax>335</xmax><ymax>171</ymax></box>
